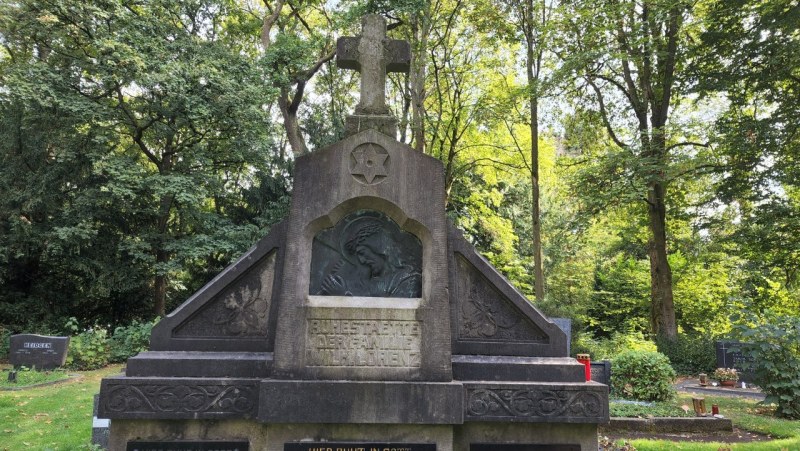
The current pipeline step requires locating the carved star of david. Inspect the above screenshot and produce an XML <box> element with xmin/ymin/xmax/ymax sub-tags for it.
<box><xmin>350</xmin><ymin>142</ymin><xmax>389</xmax><ymax>184</ymax></box>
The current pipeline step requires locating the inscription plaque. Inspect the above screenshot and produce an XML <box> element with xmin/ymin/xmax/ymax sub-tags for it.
<box><xmin>127</xmin><ymin>441</ymin><xmax>248</xmax><ymax>451</ymax></box>
<box><xmin>310</xmin><ymin>210</ymin><xmax>422</xmax><ymax>298</ymax></box>
<box><xmin>471</xmin><ymin>445</ymin><xmax>580</xmax><ymax>451</ymax></box>
<box><xmin>285</xmin><ymin>443</ymin><xmax>435</xmax><ymax>451</ymax></box>
<box><xmin>306</xmin><ymin>319</ymin><xmax>421</xmax><ymax>367</ymax></box>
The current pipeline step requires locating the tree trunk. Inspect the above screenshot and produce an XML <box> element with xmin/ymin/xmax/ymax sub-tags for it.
<box><xmin>646</xmin><ymin>128</ymin><xmax>677</xmax><ymax>339</ymax></box>
<box><xmin>153</xmin><ymin>152</ymin><xmax>174</xmax><ymax>317</ymax></box>
<box><xmin>409</xmin><ymin>9</ymin><xmax>430</xmax><ymax>153</ymax></box>
<box><xmin>154</xmin><ymin>249</ymin><xmax>169</xmax><ymax>317</ymax></box>
<box><xmin>529</xmin><ymin>96</ymin><xmax>544</xmax><ymax>302</ymax></box>
<box><xmin>525</xmin><ymin>0</ymin><xmax>545</xmax><ymax>302</ymax></box>
<box><xmin>646</xmin><ymin>180</ymin><xmax>677</xmax><ymax>339</ymax></box>
<box><xmin>278</xmin><ymin>88</ymin><xmax>309</xmax><ymax>156</ymax></box>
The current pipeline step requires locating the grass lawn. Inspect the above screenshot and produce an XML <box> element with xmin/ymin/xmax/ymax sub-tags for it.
<box><xmin>1</xmin><ymin>368</ymin><xmax>71</xmax><ymax>390</ymax></box>
<box><xmin>0</xmin><ymin>364</ymin><xmax>122</xmax><ymax>451</ymax></box>
<box><xmin>615</xmin><ymin>393</ymin><xmax>800</xmax><ymax>450</ymax></box>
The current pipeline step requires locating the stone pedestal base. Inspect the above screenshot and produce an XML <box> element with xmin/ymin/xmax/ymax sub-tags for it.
<box><xmin>346</xmin><ymin>114</ymin><xmax>398</xmax><ymax>138</ymax></box>
<box><xmin>107</xmin><ymin>420</ymin><xmax>599</xmax><ymax>451</ymax></box>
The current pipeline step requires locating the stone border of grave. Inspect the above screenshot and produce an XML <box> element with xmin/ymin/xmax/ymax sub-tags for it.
<box><xmin>0</xmin><ymin>373</ymin><xmax>81</xmax><ymax>391</ymax></box>
<box><xmin>602</xmin><ymin>417</ymin><xmax>733</xmax><ymax>434</ymax></box>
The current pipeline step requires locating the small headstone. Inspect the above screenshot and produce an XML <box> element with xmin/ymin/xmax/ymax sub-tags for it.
<box><xmin>9</xmin><ymin>334</ymin><xmax>70</xmax><ymax>370</ymax></box>
<box><xmin>590</xmin><ymin>360</ymin><xmax>611</xmax><ymax>386</ymax></box>
<box><xmin>551</xmin><ymin>318</ymin><xmax>572</xmax><ymax>352</ymax></box>
<box><xmin>92</xmin><ymin>394</ymin><xmax>110</xmax><ymax>450</ymax></box>
<box><xmin>715</xmin><ymin>340</ymin><xmax>754</xmax><ymax>383</ymax></box>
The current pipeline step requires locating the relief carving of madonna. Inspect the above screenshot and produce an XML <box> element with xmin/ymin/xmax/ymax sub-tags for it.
<box><xmin>309</xmin><ymin>210</ymin><xmax>422</xmax><ymax>298</ymax></box>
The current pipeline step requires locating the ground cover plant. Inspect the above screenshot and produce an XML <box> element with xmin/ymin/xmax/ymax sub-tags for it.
<box><xmin>610</xmin><ymin>399</ymin><xmax>692</xmax><ymax>418</ymax></box>
<box><xmin>0</xmin><ymin>364</ymin><xmax>122</xmax><ymax>450</ymax></box>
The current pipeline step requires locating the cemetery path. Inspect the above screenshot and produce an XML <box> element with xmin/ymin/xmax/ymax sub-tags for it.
<box><xmin>675</xmin><ymin>378</ymin><xmax>766</xmax><ymax>401</ymax></box>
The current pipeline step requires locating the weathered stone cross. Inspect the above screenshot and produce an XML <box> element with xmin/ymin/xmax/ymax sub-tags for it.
<box><xmin>337</xmin><ymin>15</ymin><xmax>411</xmax><ymax>116</ymax></box>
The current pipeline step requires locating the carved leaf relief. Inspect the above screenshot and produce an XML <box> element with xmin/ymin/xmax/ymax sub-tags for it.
<box><xmin>456</xmin><ymin>254</ymin><xmax>547</xmax><ymax>342</ymax></box>
<box><xmin>174</xmin><ymin>250</ymin><xmax>277</xmax><ymax>337</ymax></box>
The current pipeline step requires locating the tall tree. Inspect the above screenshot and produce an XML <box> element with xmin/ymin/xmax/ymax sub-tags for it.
<box><xmin>259</xmin><ymin>0</ymin><xmax>338</xmax><ymax>156</ymax></box>
<box><xmin>692</xmin><ymin>0</ymin><xmax>800</xmax><ymax>309</ymax></box>
<box><xmin>560</xmin><ymin>0</ymin><xmax>694</xmax><ymax>339</ymax></box>
<box><xmin>1</xmin><ymin>0</ymin><xmax>276</xmax><ymax>319</ymax></box>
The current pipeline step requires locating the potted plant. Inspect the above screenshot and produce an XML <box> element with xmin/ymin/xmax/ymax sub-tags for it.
<box><xmin>713</xmin><ymin>367</ymin><xmax>738</xmax><ymax>387</ymax></box>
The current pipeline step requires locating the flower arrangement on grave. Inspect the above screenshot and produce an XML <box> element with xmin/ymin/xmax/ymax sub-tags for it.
<box><xmin>713</xmin><ymin>367</ymin><xmax>738</xmax><ymax>382</ymax></box>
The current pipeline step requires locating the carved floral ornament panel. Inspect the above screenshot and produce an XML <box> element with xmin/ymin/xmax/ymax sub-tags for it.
<box><xmin>103</xmin><ymin>381</ymin><xmax>258</xmax><ymax>417</ymax></box>
<box><xmin>310</xmin><ymin>210</ymin><xmax>422</xmax><ymax>298</ymax></box>
<box><xmin>466</xmin><ymin>387</ymin><xmax>605</xmax><ymax>420</ymax></box>
<box><xmin>350</xmin><ymin>142</ymin><xmax>390</xmax><ymax>185</ymax></box>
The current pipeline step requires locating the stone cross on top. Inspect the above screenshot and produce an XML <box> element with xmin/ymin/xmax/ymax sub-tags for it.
<box><xmin>337</xmin><ymin>14</ymin><xmax>410</xmax><ymax>136</ymax></box>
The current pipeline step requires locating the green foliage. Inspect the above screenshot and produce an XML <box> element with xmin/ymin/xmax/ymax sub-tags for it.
<box><xmin>572</xmin><ymin>331</ymin><xmax>656</xmax><ymax>360</ymax></box>
<box><xmin>611</xmin><ymin>350</ymin><xmax>676</xmax><ymax>402</ymax></box>
<box><xmin>0</xmin><ymin>0</ymin><xmax>285</xmax><ymax>325</ymax></box>
<box><xmin>64</xmin><ymin>318</ymin><xmax>110</xmax><ymax>371</ymax></box>
<box><xmin>735</xmin><ymin>311</ymin><xmax>800</xmax><ymax>419</ymax></box>
<box><xmin>109</xmin><ymin>319</ymin><xmax>158</xmax><ymax>363</ymax></box>
<box><xmin>655</xmin><ymin>334</ymin><xmax>716</xmax><ymax>376</ymax></box>
<box><xmin>0</xmin><ymin>326</ymin><xmax>9</xmax><ymax>360</ymax></box>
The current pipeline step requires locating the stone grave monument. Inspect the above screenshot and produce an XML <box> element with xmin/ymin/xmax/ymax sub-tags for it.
<box><xmin>9</xmin><ymin>334</ymin><xmax>70</xmax><ymax>370</ymax></box>
<box><xmin>98</xmin><ymin>14</ymin><xmax>608</xmax><ymax>451</ymax></box>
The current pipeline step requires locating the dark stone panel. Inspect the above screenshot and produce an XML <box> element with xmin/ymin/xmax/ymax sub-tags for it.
<box><xmin>92</xmin><ymin>394</ymin><xmax>110</xmax><ymax>450</ymax></box>
<box><xmin>471</xmin><ymin>445</ymin><xmax>579</xmax><ymax>451</ymax></box>
<box><xmin>125</xmin><ymin>352</ymin><xmax>272</xmax><ymax>378</ymax></box>
<box><xmin>452</xmin><ymin>355</ymin><xmax>585</xmax><ymax>383</ymax></box>
<box><xmin>589</xmin><ymin>361</ymin><xmax>611</xmax><ymax>386</ymax></box>
<box><xmin>127</xmin><ymin>441</ymin><xmax>248</xmax><ymax>451</ymax></box>
<box><xmin>285</xmin><ymin>443</ymin><xmax>434</xmax><ymax>451</ymax></box>
<box><xmin>715</xmin><ymin>341</ymin><xmax>755</xmax><ymax>383</ymax></box>
<box><xmin>463</xmin><ymin>382</ymin><xmax>609</xmax><ymax>423</ymax></box>
<box><xmin>550</xmin><ymin>319</ymin><xmax>571</xmax><ymax>352</ymax></box>
<box><xmin>150</xmin><ymin>221</ymin><xmax>287</xmax><ymax>353</ymax></box>
<box><xmin>448</xmin><ymin>226</ymin><xmax>568</xmax><ymax>357</ymax></box>
<box><xmin>310</xmin><ymin>209</ymin><xmax>422</xmax><ymax>298</ymax></box>
<box><xmin>9</xmin><ymin>334</ymin><xmax>70</xmax><ymax>370</ymax></box>
<box><xmin>98</xmin><ymin>377</ymin><xmax>259</xmax><ymax>420</ymax></box>
<box><xmin>259</xmin><ymin>380</ymin><xmax>463</xmax><ymax>424</ymax></box>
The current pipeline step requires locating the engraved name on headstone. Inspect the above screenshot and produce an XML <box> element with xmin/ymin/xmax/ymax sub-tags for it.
<box><xmin>9</xmin><ymin>334</ymin><xmax>70</xmax><ymax>370</ymax></box>
<box><xmin>305</xmin><ymin>319</ymin><xmax>422</xmax><ymax>368</ymax></box>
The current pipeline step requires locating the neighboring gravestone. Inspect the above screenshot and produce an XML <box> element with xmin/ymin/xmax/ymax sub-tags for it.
<box><xmin>9</xmin><ymin>334</ymin><xmax>69</xmax><ymax>370</ymax></box>
<box><xmin>552</xmin><ymin>318</ymin><xmax>572</xmax><ymax>353</ymax></box>
<box><xmin>590</xmin><ymin>360</ymin><xmax>611</xmax><ymax>386</ymax></box>
<box><xmin>715</xmin><ymin>340</ymin><xmax>755</xmax><ymax>383</ymax></box>
<box><xmin>98</xmin><ymin>14</ymin><xmax>607</xmax><ymax>451</ymax></box>
<box><xmin>92</xmin><ymin>394</ymin><xmax>110</xmax><ymax>450</ymax></box>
